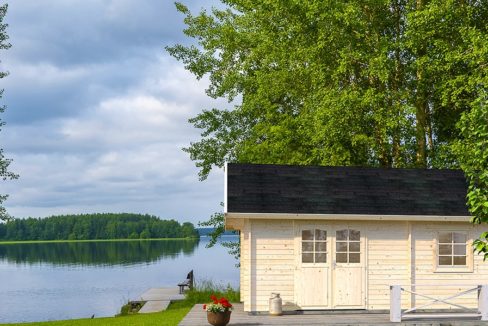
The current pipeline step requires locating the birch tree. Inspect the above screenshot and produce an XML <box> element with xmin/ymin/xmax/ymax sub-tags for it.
<box><xmin>0</xmin><ymin>4</ymin><xmax>17</xmax><ymax>221</ymax></box>
<box><xmin>167</xmin><ymin>0</ymin><xmax>488</xmax><ymax>251</ymax></box>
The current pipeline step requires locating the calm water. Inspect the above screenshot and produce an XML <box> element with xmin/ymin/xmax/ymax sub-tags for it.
<box><xmin>0</xmin><ymin>237</ymin><xmax>239</xmax><ymax>323</ymax></box>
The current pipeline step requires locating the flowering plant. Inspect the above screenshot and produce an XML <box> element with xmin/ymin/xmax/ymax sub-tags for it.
<box><xmin>203</xmin><ymin>294</ymin><xmax>233</xmax><ymax>313</ymax></box>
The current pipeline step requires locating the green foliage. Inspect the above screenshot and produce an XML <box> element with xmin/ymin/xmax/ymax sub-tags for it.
<box><xmin>0</xmin><ymin>213</ymin><xmax>199</xmax><ymax>241</ymax></box>
<box><xmin>168</xmin><ymin>0</ymin><xmax>488</xmax><ymax>179</ymax></box>
<box><xmin>198</xmin><ymin>209</ymin><xmax>225</xmax><ymax>248</ymax></box>
<box><xmin>184</xmin><ymin>279</ymin><xmax>240</xmax><ymax>305</ymax></box>
<box><xmin>169</xmin><ymin>0</ymin><xmax>488</xmax><ymax>262</ymax></box>
<box><xmin>199</xmin><ymin>204</ymin><xmax>239</xmax><ymax>264</ymax></box>
<box><xmin>118</xmin><ymin>301</ymin><xmax>145</xmax><ymax>316</ymax></box>
<box><xmin>452</xmin><ymin>95</ymin><xmax>488</xmax><ymax>258</ymax></box>
<box><xmin>0</xmin><ymin>4</ymin><xmax>18</xmax><ymax>221</ymax></box>
<box><xmin>118</xmin><ymin>303</ymin><xmax>131</xmax><ymax>316</ymax></box>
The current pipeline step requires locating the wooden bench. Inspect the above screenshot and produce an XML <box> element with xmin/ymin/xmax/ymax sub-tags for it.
<box><xmin>178</xmin><ymin>270</ymin><xmax>194</xmax><ymax>294</ymax></box>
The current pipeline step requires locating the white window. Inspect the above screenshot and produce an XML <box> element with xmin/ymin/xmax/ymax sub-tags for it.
<box><xmin>301</xmin><ymin>229</ymin><xmax>327</xmax><ymax>263</ymax></box>
<box><xmin>438</xmin><ymin>232</ymin><xmax>467</xmax><ymax>266</ymax></box>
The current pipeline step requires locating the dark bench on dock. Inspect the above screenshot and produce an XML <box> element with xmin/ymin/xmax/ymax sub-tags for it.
<box><xmin>178</xmin><ymin>270</ymin><xmax>194</xmax><ymax>294</ymax></box>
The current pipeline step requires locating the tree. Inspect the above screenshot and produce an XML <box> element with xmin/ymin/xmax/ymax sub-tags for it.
<box><xmin>168</xmin><ymin>1</ymin><xmax>487</xmax><ymax>178</ymax></box>
<box><xmin>453</xmin><ymin>95</ymin><xmax>488</xmax><ymax>259</ymax></box>
<box><xmin>0</xmin><ymin>213</ymin><xmax>199</xmax><ymax>241</ymax></box>
<box><xmin>181</xmin><ymin>221</ymin><xmax>199</xmax><ymax>238</ymax></box>
<box><xmin>168</xmin><ymin>1</ymin><xmax>488</xmax><ymax>258</ymax></box>
<box><xmin>199</xmin><ymin>207</ymin><xmax>239</xmax><ymax>264</ymax></box>
<box><xmin>0</xmin><ymin>4</ymin><xmax>17</xmax><ymax>221</ymax></box>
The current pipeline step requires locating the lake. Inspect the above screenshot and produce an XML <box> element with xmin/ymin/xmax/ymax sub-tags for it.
<box><xmin>0</xmin><ymin>237</ymin><xmax>239</xmax><ymax>323</ymax></box>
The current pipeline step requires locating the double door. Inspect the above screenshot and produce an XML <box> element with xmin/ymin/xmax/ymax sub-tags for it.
<box><xmin>295</xmin><ymin>223</ymin><xmax>366</xmax><ymax>309</ymax></box>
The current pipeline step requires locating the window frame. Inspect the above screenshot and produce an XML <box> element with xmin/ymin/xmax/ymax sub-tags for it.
<box><xmin>335</xmin><ymin>229</ymin><xmax>361</xmax><ymax>264</ymax></box>
<box><xmin>434</xmin><ymin>231</ymin><xmax>473</xmax><ymax>273</ymax></box>
<box><xmin>300</xmin><ymin>228</ymin><xmax>328</xmax><ymax>265</ymax></box>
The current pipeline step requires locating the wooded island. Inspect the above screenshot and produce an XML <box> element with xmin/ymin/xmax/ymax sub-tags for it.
<box><xmin>0</xmin><ymin>213</ymin><xmax>199</xmax><ymax>241</ymax></box>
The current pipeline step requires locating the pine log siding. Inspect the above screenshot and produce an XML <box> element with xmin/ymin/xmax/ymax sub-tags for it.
<box><xmin>240</xmin><ymin>219</ymin><xmax>250</xmax><ymax>309</ymax></box>
<box><xmin>408</xmin><ymin>221</ymin><xmax>483</xmax><ymax>310</ymax></box>
<box><xmin>246</xmin><ymin>219</ymin><xmax>296</xmax><ymax>311</ymax></box>
<box><xmin>237</xmin><ymin>218</ymin><xmax>487</xmax><ymax>312</ymax></box>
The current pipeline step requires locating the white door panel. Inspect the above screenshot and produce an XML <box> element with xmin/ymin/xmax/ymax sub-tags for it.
<box><xmin>295</xmin><ymin>224</ymin><xmax>366</xmax><ymax>309</ymax></box>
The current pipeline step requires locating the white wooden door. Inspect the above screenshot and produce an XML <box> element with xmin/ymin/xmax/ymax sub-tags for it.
<box><xmin>332</xmin><ymin>228</ymin><xmax>366</xmax><ymax>308</ymax></box>
<box><xmin>295</xmin><ymin>227</ymin><xmax>330</xmax><ymax>308</ymax></box>
<box><xmin>295</xmin><ymin>224</ymin><xmax>366</xmax><ymax>309</ymax></box>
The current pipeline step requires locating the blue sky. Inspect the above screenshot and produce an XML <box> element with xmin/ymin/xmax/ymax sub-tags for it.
<box><xmin>1</xmin><ymin>0</ymin><xmax>226</xmax><ymax>224</ymax></box>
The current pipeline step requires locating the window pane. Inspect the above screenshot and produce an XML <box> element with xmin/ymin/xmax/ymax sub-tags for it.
<box><xmin>453</xmin><ymin>256</ymin><xmax>466</xmax><ymax>266</ymax></box>
<box><xmin>453</xmin><ymin>233</ymin><xmax>466</xmax><ymax>244</ymax></box>
<box><xmin>336</xmin><ymin>253</ymin><xmax>347</xmax><ymax>263</ymax></box>
<box><xmin>350</xmin><ymin>230</ymin><xmax>360</xmax><ymax>241</ymax></box>
<box><xmin>302</xmin><ymin>242</ymin><xmax>313</xmax><ymax>252</ymax></box>
<box><xmin>316</xmin><ymin>242</ymin><xmax>327</xmax><ymax>252</ymax></box>
<box><xmin>439</xmin><ymin>256</ymin><xmax>452</xmax><ymax>265</ymax></box>
<box><xmin>453</xmin><ymin>244</ymin><xmax>466</xmax><ymax>255</ymax></box>
<box><xmin>336</xmin><ymin>229</ymin><xmax>348</xmax><ymax>241</ymax></box>
<box><xmin>336</xmin><ymin>241</ymin><xmax>348</xmax><ymax>252</ymax></box>
<box><xmin>302</xmin><ymin>253</ymin><xmax>314</xmax><ymax>263</ymax></box>
<box><xmin>315</xmin><ymin>253</ymin><xmax>327</xmax><ymax>263</ymax></box>
<box><xmin>439</xmin><ymin>232</ymin><xmax>452</xmax><ymax>243</ymax></box>
<box><xmin>302</xmin><ymin>230</ymin><xmax>313</xmax><ymax>241</ymax></box>
<box><xmin>349</xmin><ymin>242</ymin><xmax>360</xmax><ymax>252</ymax></box>
<box><xmin>439</xmin><ymin>244</ymin><xmax>452</xmax><ymax>255</ymax></box>
<box><xmin>315</xmin><ymin>229</ymin><xmax>327</xmax><ymax>241</ymax></box>
<box><xmin>349</xmin><ymin>253</ymin><xmax>360</xmax><ymax>263</ymax></box>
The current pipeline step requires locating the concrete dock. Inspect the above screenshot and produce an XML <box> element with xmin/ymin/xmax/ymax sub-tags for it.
<box><xmin>137</xmin><ymin>287</ymin><xmax>185</xmax><ymax>313</ymax></box>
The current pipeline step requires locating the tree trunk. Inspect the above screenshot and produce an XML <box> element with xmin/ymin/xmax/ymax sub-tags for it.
<box><xmin>392</xmin><ymin>0</ymin><xmax>403</xmax><ymax>167</ymax></box>
<box><xmin>415</xmin><ymin>0</ymin><xmax>427</xmax><ymax>168</ymax></box>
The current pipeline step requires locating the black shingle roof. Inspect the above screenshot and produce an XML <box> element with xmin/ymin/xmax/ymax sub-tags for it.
<box><xmin>226</xmin><ymin>163</ymin><xmax>470</xmax><ymax>216</ymax></box>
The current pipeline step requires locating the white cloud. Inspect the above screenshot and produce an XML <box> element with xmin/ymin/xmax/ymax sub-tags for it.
<box><xmin>8</xmin><ymin>61</ymin><xmax>90</xmax><ymax>86</ymax></box>
<box><xmin>3</xmin><ymin>69</ymin><xmax>225</xmax><ymax>222</ymax></box>
<box><xmin>61</xmin><ymin>95</ymin><xmax>190</xmax><ymax>144</ymax></box>
<box><xmin>1</xmin><ymin>0</ymin><xmax>227</xmax><ymax>223</ymax></box>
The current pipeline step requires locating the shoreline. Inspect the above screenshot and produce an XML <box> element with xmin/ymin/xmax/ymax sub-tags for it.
<box><xmin>0</xmin><ymin>237</ymin><xmax>200</xmax><ymax>245</ymax></box>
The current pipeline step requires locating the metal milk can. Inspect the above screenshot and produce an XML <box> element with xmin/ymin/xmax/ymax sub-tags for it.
<box><xmin>269</xmin><ymin>292</ymin><xmax>282</xmax><ymax>316</ymax></box>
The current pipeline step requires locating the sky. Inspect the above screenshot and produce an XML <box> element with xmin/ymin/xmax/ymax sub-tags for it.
<box><xmin>0</xmin><ymin>0</ymin><xmax>227</xmax><ymax>224</ymax></box>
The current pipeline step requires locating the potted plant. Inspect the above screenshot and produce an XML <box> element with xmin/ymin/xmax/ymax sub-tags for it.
<box><xmin>203</xmin><ymin>294</ymin><xmax>233</xmax><ymax>326</ymax></box>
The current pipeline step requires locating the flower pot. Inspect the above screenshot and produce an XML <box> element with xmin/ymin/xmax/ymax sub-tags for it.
<box><xmin>207</xmin><ymin>310</ymin><xmax>231</xmax><ymax>326</ymax></box>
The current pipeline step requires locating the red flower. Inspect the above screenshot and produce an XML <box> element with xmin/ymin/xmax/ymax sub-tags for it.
<box><xmin>203</xmin><ymin>304</ymin><xmax>206</xmax><ymax>310</ymax></box>
<box><xmin>218</xmin><ymin>297</ymin><xmax>232</xmax><ymax>308</ymax></box>
<box><xmin>223</xmin><ymin>301</ymin><xmax>232</xmax><ymax>308</ymax></box>
<box><xmin>210</xmin><ymin>294</ymin><xmax>218</xmax><ymax>304</ymax></box>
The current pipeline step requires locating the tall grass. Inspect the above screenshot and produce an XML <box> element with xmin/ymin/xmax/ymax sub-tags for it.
<box><xmin>184</xmin><ymin>279</ymin><xmax>240</xmax><ymax>305</ymax></box>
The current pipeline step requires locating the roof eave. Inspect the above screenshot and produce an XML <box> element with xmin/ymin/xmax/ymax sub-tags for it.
<box><xmin>224</xmin><ymin>212</ymin><xmax>471</xmax><ymax>230</ymax></box>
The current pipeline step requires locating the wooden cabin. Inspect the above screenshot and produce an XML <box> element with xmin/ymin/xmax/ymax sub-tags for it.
<box><xmin>224</xmin><ymin>163</ymin><xmax>488</xmax><ymax>313</ymax></box>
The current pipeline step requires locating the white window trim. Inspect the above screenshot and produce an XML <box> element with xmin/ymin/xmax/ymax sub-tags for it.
<box><xmin>335</xmin><ymin>229</ymin><xmax>362</xmax><ymax>264</ymax></box>
<box><xmin>300</xmin><ymin>227</ymin><xmax>328</xmax><ymax>266</ymax></box>
<box><xmin>434</xmin><ymin>231</ymin><xmax>473</xmax><ymax>273</ymax></box>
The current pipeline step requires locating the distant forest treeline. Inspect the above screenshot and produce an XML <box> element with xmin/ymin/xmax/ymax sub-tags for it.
<box><xmin>0</xmin><ymin>213</ymin><xmax>199</xmax><ymax>241</ymax></box>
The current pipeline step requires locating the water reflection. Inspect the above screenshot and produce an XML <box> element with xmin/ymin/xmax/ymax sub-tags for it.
<box><xmin>0</xmin><ymin>239</ymin><xmax>200</xmax><ymax>266</ymax></box>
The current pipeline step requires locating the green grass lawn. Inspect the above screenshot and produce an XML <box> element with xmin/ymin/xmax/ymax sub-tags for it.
<box><xmin>1</xmin><ymin>301</ymin><xmax>191</xmax><ymax>326</ymax></box>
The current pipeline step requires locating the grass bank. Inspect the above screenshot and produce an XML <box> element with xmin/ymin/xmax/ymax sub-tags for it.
<box><xmin>3</xmin><ymin>304</ymin><xmax>190</xmax><ymax>326</ymax></box>
<box><xmin>0</xmin><ymin>282</ymin><xmax>239</xmax><ymax>326</ymax></box>
<box><xmin>0</xmin><ymin>238</ymin><xmax>198</xmax><ymax>245</ymax></box>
